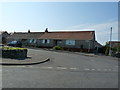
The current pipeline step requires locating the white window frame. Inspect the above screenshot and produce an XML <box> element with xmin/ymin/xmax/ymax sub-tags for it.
<box><xmin>29</xmin><ymin>39</ymin><xmax>33</xmax><ymax>43</ymax></box>
<box><xmin>33</xmin><ymin>39</ymin><xmax>37</xmax><ymax>43</ymax></box>
<box><xmin>47</xmin><ymin>39</ymin><xmax>50</xmax><ymax>44</ymax></box>
<box><xmin>42</xmin><ymin>39</ymin><xmax>50</xmax><ymax>44</ymax></box>
<box><xmin>42</xmin><ymin>40</ymin><xmax>45</xmax><ymax>43</ymax></box>
<box><xmin>66</xmin><ymin>40</ymin><xmax>75</xmax><ymax>45</ymax></box>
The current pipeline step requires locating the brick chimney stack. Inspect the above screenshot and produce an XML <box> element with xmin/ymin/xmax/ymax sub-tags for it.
<box><xmin>45</xmin><ymin>28</ymin><xmax>48</xmax><ymax>33</ymax></box>
<box><xmin>28</xmin><ymin>29</ymin><xmax>30</xmax><ymax>33</ymax></box>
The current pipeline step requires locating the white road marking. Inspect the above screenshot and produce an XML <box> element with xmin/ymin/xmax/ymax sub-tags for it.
<box><xmin>113</xmin><ymin>69</ymin><xmax>118</xmax><ymax>72</ymax></box>
<box><xmin>47</xmin><ymin>67</ymin><xmax>53</xmax><ymax>69</ymax></box>
<box><xmin>103</xmin><ymin>69</ymin><xmax>108</xmax><ymax>71</ymax></box>
<box><xmin>108</xmin><ymin>69</ymin><xmax>112</xmax><ymax>71</ymax></box>
<box><xmin>2</xmin><ymin>65</ymin><xmax>118</xmax><ymax>72</ymax></box>
<box><xmin>97</xmin><ymin>69</ymin><xmax>101</xmax><ymax>71</ymax></box>
<box><xmin>70</xmin><ymin>68</ymin><xmax>78</xmax><ymax>70</ymax></box>
<box><xmin>41</xmin><ymin>67</ymin><xmax>53</xmax><ymax>69</ymax></box>
<box><xmin>90</xmin><ymin>60</ymin><xmax>94</xmax><ymax>61</ymax></box>
<box><xmin>56</xmin><ymin>67</ymin><xmax>67</xmax><ymax>70</ymax></box>
<box><xmin>91</xmin><ymin>69</ymin><xmax>95</xmax><ymax>71</ymax></box>
<box><xmin>84</xmin><ymin>68</ymin><xmax>90</xmax><ymax>70</ymax></box>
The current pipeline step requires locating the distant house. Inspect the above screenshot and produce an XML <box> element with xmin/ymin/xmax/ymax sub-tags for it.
<box><xmin>38</xmin><ymin>30</ymin><xmax>97</xmax><ymax>52</ymax></box>
<box><xmin>7</xmin><ymin>30</ymin><xmax>44</xmax><ymax>47</ymax></box>
<box><xmin>0</xmin><ymin>31</ymin><xmax>9</xmax><ymax>44</ymax></box>
<box><xmin>108</xmin><ymin>41</ymin><xmax>120</xmax><ymax>48</ymax></box>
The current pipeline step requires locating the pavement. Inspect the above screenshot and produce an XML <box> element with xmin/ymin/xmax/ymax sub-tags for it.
<box><xmin>26</xmin><ymin>47</ymin><xmax>99</xmax><ymax>56</ymax></box>
<box><xmin>0</xmin><ymin>49</ymin><xmax>50</xmax><ymax>65</ymax></box>
<box><xmin>26</xmin><ymin>47</ymin><xmax>119</xmax><ymax>59</ymax></box>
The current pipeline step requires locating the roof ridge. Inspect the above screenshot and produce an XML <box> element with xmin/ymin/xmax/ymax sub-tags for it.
<box><xmin>48</xmin><ymin>31</ymin><xmax>95</xmax><ymax>33</ymax></box>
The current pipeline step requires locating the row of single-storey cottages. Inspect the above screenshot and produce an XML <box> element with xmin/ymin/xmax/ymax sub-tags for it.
<box><xmin>6</xmin><ymin>30</ymin><xmax>102</xmax><ymax>52</ymax></box>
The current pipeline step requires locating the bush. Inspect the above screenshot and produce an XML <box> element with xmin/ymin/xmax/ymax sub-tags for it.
<box><xmin>112</xmin><ymin>44</ymin><xmax>120</xmax><ymax>53</ymax></box>
<box><xmin>1</xmin><ymin>46</ymin><xmax>28</xmax><ymax>59</ymax></box>
<box><xmin>53</xmin><ymin>46</ymin><xmax>63</xmax><ymax>50</ymax></box>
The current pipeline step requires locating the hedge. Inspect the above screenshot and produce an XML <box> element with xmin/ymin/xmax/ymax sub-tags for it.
<box><xmin>1</xmin><ymin>46</ymin><xmax>28</xmax><ymax>59</ymax></box>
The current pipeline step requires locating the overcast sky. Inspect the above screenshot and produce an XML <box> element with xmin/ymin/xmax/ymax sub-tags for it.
<box><xmin>0</xmin><ymin>2</ymin><xmax>118</xmax><ymax>45</ymax></box>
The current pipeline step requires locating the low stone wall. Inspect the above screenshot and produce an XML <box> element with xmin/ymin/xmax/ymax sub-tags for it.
<box><xmin>2</xmin><ymin>49</ymin><xmax>27</xmax><ymax>59</ymax></box>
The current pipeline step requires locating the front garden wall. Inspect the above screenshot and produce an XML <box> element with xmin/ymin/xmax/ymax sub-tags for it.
<box><xmin>2</xmin><ymin>49</ymin><xmax>27</xmax><ymax>59</ymax></box>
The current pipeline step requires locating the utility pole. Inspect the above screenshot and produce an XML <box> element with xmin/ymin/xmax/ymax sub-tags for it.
<box><xmin>109</xmin><ymin>27</ymin><xmax>112</xmax><ymax>56</ymax></box>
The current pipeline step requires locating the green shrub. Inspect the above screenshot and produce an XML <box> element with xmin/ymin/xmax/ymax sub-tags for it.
<box><xmin>53</xmin><ymin>46</ymin><xmax>63</xmax><ymax>50</ymax></box>
<box><xmin>112</xmin><ymin>44</ymin><xmax>120</xmax><ymax>53</ymax></box>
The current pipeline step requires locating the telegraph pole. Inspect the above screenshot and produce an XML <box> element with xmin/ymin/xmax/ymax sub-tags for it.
<box><xmin>109</xmin><ymin>27</ymin><xmax>112</xmax><ymax>56</ymax></box>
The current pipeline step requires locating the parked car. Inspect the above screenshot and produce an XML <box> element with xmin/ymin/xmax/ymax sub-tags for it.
<box><xmin>113</xmin><ymin>52</ymin><xmax>120</xmax><ymax>58</ymax></box>
<box><xmin>7</xmin><ymin>41</ymin><xmax>22</xmax><ymax>47</ymax></box>
<box><xmin>0</xmin><ymin>44</ymin><xmax>4</xmax><ymax>47</ymax></box>
<box><xmin>112</xmin><ymin>52</ymin><xmax>120</xmax><ymax>58</ymax></box>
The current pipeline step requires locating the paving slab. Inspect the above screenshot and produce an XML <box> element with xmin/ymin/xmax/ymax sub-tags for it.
<box><xmin>0</xmin><ymin>49</ymin><xmax>50</xmax><ymax>65</ymax></box>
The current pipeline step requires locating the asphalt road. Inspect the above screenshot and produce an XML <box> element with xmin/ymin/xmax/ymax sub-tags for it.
<box><xmin>2</xmin><ymin>49</ymin><xmax>118</xmax><ymax>88</ymax></box>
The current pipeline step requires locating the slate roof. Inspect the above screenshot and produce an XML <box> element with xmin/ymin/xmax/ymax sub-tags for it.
<box><xmin>0</xmin><ymin>31</ymin><xmax>8</xmax><ymax>35</ymax></box>
<box><xmin>39</xmin><ymin>31</ymin><xmax>95</xmax><ymax>40</ymax></box>
<box><xmin>94</xmin><ymin>41</ymin><xmax>103</xmax><ymax>47</ymax></box>
<box><xmin>7</xmin><ymin>31</ymin><xmax>95</xmax><ymax>40</ymax></box>
<box><xmin>7</xmin><ymin>32</ymin><xmax>44</xmax><ymax>39</ymax></box>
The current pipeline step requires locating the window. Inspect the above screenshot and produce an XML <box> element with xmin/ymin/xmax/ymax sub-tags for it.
<box><xmin>85</xmin><ymin>40</ymin><xmax>89</xmax><ymax>42</ymax></box>
<box><xmin>66</xmin><ymin>40</ymin><xmax>75</xmax><ymax>45</ymax></box>
<box><xmin>47</xmin><ymin>40</ymin><xmax>50</xmax><ymax>44</ymax></box>
<box><xmin>42</xmin><ymin>39</ymin><xmax>50</xmax><ymax>44</ymax></box>
<box><xmin>33</xmin><ymin>39</ymin><xmax>37</xmax><ymax>43</ymax></box>
<box><xmin>11</xmin><ymin>41</ymin><xmax>17</xmax><ymax>44</ymax></box>
<box><xmin>29</xmin><ymin>39</ymin><xmax>33</xmax><ymax>43</ymax></box>
<box><xmin>58</xmin><ymin>40</ymin><xmax>62</xmax><ymax>44</ymax></box>
<box><xmin>42</xmin><ymin>40</ymin><xmax>45</xmax><ymax>43</ymax></box>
